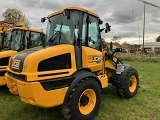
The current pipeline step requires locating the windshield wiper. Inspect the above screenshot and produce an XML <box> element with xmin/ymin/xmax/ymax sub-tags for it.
<box><xmin>48</xmin><ymin>22</ymin><xmax>63</xmax><ymax>44</ymax></box>
<box><xmin>48</xmin><ymin>31</ymin><xmax>60</xmax><ymax>43</ymax></box>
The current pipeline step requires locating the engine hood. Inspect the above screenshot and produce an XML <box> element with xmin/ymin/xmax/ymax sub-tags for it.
<box><xmin>0</xmin><ymin>50</ymin><xmax>17</xmax><ymax>58</ymax></box>
<box><xmin>10</xmin><ymin>45</ymin><xmax>75</xmax><ymax>73</ymax></box>
<box><xmin>10</xmin><ymin>46</ymin><xmax>44</xmax><ymax>72</ymax></box>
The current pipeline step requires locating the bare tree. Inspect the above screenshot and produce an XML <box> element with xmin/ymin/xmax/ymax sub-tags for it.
<box><xmin>2</xmin><ymin>8</ymin><xmax>29</xmax><ymax>27</ymax></box>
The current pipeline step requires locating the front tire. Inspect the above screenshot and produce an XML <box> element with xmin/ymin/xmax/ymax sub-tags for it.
<box><xmin>62</xmin><ymin>78</ymin><xmax>102</xmax><ymax>120</ymax></box>
<box><xmin>116</xmin><ymin>68</ymin><xmax>139</xmax><ymax>98</ymax></box>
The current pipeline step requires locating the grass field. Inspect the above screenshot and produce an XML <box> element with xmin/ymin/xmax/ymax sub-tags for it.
<box><xmin>0</xmin><ymin>61</ymin><xmax>160</xmax><ymax>120</ymax></box>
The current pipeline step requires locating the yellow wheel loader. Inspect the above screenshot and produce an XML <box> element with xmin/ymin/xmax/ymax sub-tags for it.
<box><xmin>0</xmin><ymin>27</ymin><xmax>44</xmax><ymax>86</ymax></box>
<box><xmin>5</xmin><ymin>7</ymin><xmax>139</xmax><ymax>120</ymax></box>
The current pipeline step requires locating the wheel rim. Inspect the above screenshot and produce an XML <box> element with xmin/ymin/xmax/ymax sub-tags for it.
<box><xmin>129</xmin><ymin>75</ymin><xmax>137</xmax><ymax>93</ymax></box>
<box><xmin>79</xmin><ymin>89</ymin><xmax>96</xmax><ymax>115</ymax></box>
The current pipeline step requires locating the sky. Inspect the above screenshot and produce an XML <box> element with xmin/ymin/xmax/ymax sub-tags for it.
<box><xmin>0</xmin><ymin>0</ymin><xmax>160</xmax><ymax>44</ymax></box>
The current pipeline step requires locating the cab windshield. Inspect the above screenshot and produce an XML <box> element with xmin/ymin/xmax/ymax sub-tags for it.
<box><xmin>6</xmin><ymin>30</ymin><xmax>23</xmax><ymax>50</ymax></box>
<box><xmin>45</xmin><ymin>10</ymin><xmax>102</xmax><ymax>51</ymax></box>
<box><xmin>6</xmin><ymin>30</ymin><xmax>43</xmax><ymax>50</ymax></box>
<box><xmin>46</xmin><ymin>11</ymin><xmax>80</xmax><ymax>45</ymax></box>
<box><xmin>25</xmin><ymin>31</ymin><xmax>43</xmax><ymax>48</ymax></box>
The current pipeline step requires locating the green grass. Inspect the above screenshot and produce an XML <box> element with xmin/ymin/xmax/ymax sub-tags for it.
<box><xmin>0</xmin><ymin>61</ymin><xmax>160</xmax><ymax>120</ymax></box>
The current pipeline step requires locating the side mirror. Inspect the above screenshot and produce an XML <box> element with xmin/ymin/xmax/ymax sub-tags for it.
<box><xmin>41</xmin><ymin>33</ymin><xmax>45</xmax><ymax>37</ymax></box>
<box><xmin>105</xmin><ymin>23</ymin><xmax>111</xmax><ymax>33</ymax></box>
<box><xmin>99</xmin><ymin>19</ymin><xmax>103</xmax><ymax>25</ymax></box>
<box><xmin>99</xmin><ymin>28</ymin><xmax>105</xmax><ymax>32</ymax></box>
<box><xmin>114</xmin><ymin>48</ymin><xmax>122</xmax><ymax>52</ymax></box>
<box><xmin>41</xmin><ymin>17</ymin><xmax>47</xmax><ymax>22</ymax></box>
<box><xmin>105</xmin><ymin>48</ymin><xmax>122</xmax><ymax>60</ymax></box>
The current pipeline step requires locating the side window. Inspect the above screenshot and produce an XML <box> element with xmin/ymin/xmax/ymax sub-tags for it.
<box><xmin>12</xmin><ymin>30</ymin><xmax>22</xmax><ymax>50</ymax></box>
<box><xmin>88</xmin><ymin>16</ymin><xmax>101</xmax><ymax>50</ymax></box>
<box><xmin>82</xmin><ymin>14</ymin><xmax>87</xmax><ymax>45</ymax></box>
<box><xmin>30</xmin><ymin>32</ymin><xmax>42</xmax><ymax>47</ymax></box>
<box><xmin>25</xmin><ymin>31</ymin><xmax>29</xmax><ymax>48</ymax></box>
<box><xmin>5</xmin><ymin>31</ymin><xmax>12</xmax><ymax>48</ymax></box>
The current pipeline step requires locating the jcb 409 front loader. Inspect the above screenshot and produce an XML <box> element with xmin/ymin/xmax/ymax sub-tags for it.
<box><xmin>6</xmin><ymin>7</ymin><xmax>139</xmax><ymax>120</ymax></box>
<box><xmin>0</xmin><ymin>27</ymin><xmax>44</xmax><ymax>86</ymax></box>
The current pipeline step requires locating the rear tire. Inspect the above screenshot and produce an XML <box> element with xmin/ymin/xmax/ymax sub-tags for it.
<box><xmin>62</xmin><ymin>78</ymin><xmax>101</xmax><ymax>120</ymax></box>
<box><xmin>116</xmin><ymin>68</ymin><xmax>139</xmax><ymax>98</ymax></box>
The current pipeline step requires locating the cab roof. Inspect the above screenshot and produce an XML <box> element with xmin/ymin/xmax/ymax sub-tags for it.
<box><xmin>48</xmin><ymin>6</ymin><xmax>99</xmax><ymax>18</ymax></box>
<box><xmin>7</xmin><ymin>27</ymin><xmax>43</xmax><ymax>33</ymax></box>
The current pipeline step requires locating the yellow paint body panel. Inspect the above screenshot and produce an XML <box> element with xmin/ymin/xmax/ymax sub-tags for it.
<box><xmin>0</xmin><ymin>76</ymin><xmax>6</xmax><ymax>86</ymax></box>
<box><xmin>105</xmin><ymin>60</ymin><xmax>116</xmax><ymax>70</ymax></box>
<box><xmin>98</xmin><ymin>75</ymin><xmax>109</xmax><ymax>88</ymax></box>
<box><xmin>82</xmin><ymin>46</ymin><xmax>103</xmax><ymax>72</ymax></box>
<box><xmin>5</xmin><ymin>73</ymin><xmax>18</xmax><ymax>94</ymax></box>
<box><xmin>0</xmin><ymin>50</ymin><xmax>17</xmax><ymax>85</ymax></box>
<box><xmin>17</xmin><ymin>80</ymin><xmax>68</xmax><ymax>108</ymax></box>
<box><xmin>0</xmin><ymin>50</ymin><xmax>17</xmax><ymax>58</ymax></box>
<box><xmin>8</xmin><ymin>27</ymin><xmax>43</xmax><ymax>33</ymax></box>
<box><xmin>6</xmin><ymin>70</ymin><xmax>68</xmax><ymax>107</ymax></box>
<box><xmin>19</xmin><ymin>45</ymin><xmax>77</xmax><ymax>81</ymax></box>
<box><xmin>81</xmin><ymin>46</ymin><xmax>109</xmax><ymax>88</ymax></box>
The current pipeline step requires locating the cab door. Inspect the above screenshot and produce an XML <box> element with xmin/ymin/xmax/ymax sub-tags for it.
<box><xmin>82</xmin><ymin>14</ymin><xmax>103</xmax><ymax>72</ymax></box>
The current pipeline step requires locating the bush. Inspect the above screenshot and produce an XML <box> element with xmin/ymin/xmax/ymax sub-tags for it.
<box><xmin>117</xmin><ymin>56</ymin><xmax>160</xmax><ymax>63</ymax></box>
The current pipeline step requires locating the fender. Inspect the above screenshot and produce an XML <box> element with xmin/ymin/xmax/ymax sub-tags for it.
<box><xmin>63</xmin><ymin>70</ymin><xmax>101</xmax><ymax>105</ymax></box>
<box><xmin>111</xmin><ymin>64</ymin><xmax>132</xmax><ymax>88</ymax></box>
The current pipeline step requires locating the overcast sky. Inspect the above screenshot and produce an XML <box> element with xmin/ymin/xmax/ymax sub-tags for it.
<box><xmin>0</xmin><ymin>0</ymin><xmax>160</xmax><ymax>44</ymax></box>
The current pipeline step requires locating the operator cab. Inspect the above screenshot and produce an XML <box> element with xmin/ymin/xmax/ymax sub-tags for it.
<box><xmin>5</xmin><ymin>28</ymin><xmax>44</xmax><ymax>51</ymax></box>
<box><xmin>42</xmin><ymin>7</ymin><xmax>110</xmax><ymax>51</ymax></box>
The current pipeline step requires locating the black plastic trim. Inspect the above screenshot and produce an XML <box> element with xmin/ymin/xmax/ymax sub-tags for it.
<box><xmin>0</xmin><ymin>71</ymin><xmax>6</xmax><ymax>76</ymax></box>
<box><xmin>38</xmin><ymin>71</ymin><xmax>69</xmax><ymax>77</ymax></box>
<box><xmin>7</xmin><ymin>71</ymin><xmax>26</xmax><ymax>81</ymax></box>
<box><xmin>0</xmin><ymin>57</ymin><xmax>10</xmax><ymax>66</ymax></box>
<box><xmin>111</xmin><ymin>65</ymin><xmax>132</xmax><ymax>88</ymax></box>
<box><xmin>38</xmin><ymin>53</ymin><xmax>71</xmax><ymax>72</ymax></box>
<box><xmin>74</xmin><ymin>46</ymin><xmax>82</xmax><ymax>69</ymax></box>
<box><xmin>40</xmin><ymin>76</ymin><xmax>75</xmax><ymax>91</ymax></box>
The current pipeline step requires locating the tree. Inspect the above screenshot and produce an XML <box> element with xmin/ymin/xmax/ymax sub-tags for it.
<box><xmin>101</xmin><ymin>38</ymin><xmax>109</xmax><ymax>51</ymax></box>
<box><xmin>110</xmin><ymin>41</ymin><xmax>113</xmax><ymax>51</ymax></box>
<box><xmin>156</xmin><ymin>35</ymin><xmax>160</xmax><ymax>42</ymax></box>
<box><xmin>111</xmin><ymin>36</ymin><xmax>121</xmax><ymax>42</ymax></box>
<box><xmin>122</xmin><ymin>41</ymin><xmax>129</xmax><ymax>45</ymax></box>
<box><xmin>2</xmin><ymin>8</ymin><xmax>30</xmax><ymax>27</ymax></box>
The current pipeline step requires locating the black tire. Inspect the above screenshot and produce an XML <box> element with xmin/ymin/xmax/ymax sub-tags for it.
<box><xmin>116</xmin><ymin>68</ymin><xmax>139</xmax><ymax>98</ymax></box>
<box><xmin>62</xmin><ymin>78</ymin><xmax>102</xmax><ymax>120</ymax></box>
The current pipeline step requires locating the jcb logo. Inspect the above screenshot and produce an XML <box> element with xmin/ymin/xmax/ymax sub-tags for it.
<box><xmin>92</xmin><ymin>56</ymin><xmax>101</xmax><ymax>63</ymax></box>
<box><xmin>12</xmin><ymin>60</ymin><xmax>20</xmax><ymax>69</ymax></box>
